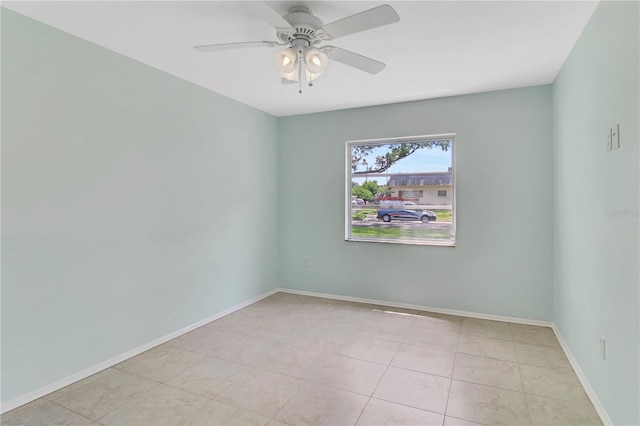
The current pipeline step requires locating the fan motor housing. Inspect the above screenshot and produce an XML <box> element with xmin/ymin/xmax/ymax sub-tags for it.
<box><xmin>277</xmin><ymin>6</ymin><xmax>324</xmax><ymax>46</ymax></box>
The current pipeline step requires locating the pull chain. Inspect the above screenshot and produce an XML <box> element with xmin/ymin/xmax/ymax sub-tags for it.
<box><xmin>298</xmin><ymin>49</ymin><xmax>303</xmax><ymax>94</ymax></box>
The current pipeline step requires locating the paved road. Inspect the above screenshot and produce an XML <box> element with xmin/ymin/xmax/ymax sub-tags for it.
<box><xmin>354</xmin><ymin>215</ymin><xmax>452</xmax><ymax>231</ymax></box>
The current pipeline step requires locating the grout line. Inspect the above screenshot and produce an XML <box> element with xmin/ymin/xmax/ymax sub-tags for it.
<box><xmin>352</xmin><ymin>395</ymin><xmax>371</xmax><ymax>425</ymax></box>
<box><xmin>447</xmin><ymin>377</ymin><xmax>525</xmax><ymax>395</ymax></box>
<box><xmin>353</xmin><ymin>327</ymin><xmax>404</xmax><ymax>425</ymax></box>
<box><xmin>269</xmin><ymin>381</ymin><xmax>306</xmax><ymax>425</ymax></box>
<box><xmin>442</xmin><ymin>374</ymin><xmax>454</xmax><ymax>422</ymax></box>
<box><xmin>161</xmin><ymin>381</ymin><xmax>275</xmax><ymax>423</ymax></box>
<box><xmin>444</xmin><ymin>415</ymin><xmax>491</xmax><ymax>426</ymax></box>
<box><xmin>41</xmin><ymin>369</ymin><xmax>164</xmax><ymax>423</ymax></box>
<box><xmin>242</xmin><ymin>329</ymin><xmax>396</xmax><ymax>367</ymax></box>
<box><xmin>163</xmin><ymin>336</ymin><xmax>386</xmax><ymax>403</ymax></box>
<box><xmin>516</xmin><ymin>345</ymin><xmax>533</xmax><ymax>426</ymax></box>
<box><xmin>442</xmin><ymin>328</ymin><xmax>462</xmax><ymax>421</ymax></box>
<box><xmin>94</xmin><ymin>381</ymin><xmax>164</xmax><ymax>423</ymax></box>
<box><xmin>43</xmin><ymin>398</ymin><xmax>102</xmax><ymax>425</ymax></box>
<box><xmin>365</xmin><ymin>395</ymin><xmax>447</xmax><ymax>417</ymax></box>
<box><xmin>131</xmin><ymin>357</ymin><xmax>306</xmax><ymax>423</ymax></box>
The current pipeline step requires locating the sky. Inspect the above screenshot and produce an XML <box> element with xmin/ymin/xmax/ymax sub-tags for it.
<box><xmin>352</xmin><ymin>143</ymin><xmax>452</xmax><ymax>186</ymax></box>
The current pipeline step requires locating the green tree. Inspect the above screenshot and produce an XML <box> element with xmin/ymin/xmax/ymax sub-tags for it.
<box><xmin>379</xmin><ymin>186</ymin><xmax>392</xmax><ymax>197</ymax></box>
<box><xmin>362</xmin><ymin>180</ymin><xmax>380</xmax><ymax>197</ymax></box>
<box><xmin>352</xmin><ymin>186</ymin><xmax>374</xmax><ymax>200</ymax></box>
<box><xmin>352</xmin><ymin>140</ymin><xmax>450</xmax><ymax>175</ymax></box>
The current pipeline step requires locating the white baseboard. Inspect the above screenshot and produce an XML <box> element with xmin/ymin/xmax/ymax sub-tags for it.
<box><xmin>277</xmin><ymin>287</ymin><xmax>553</xmax><ymax>327</ymax></box>
<box><xmin>551</xmin><ymin>325</ymin><xmax>613</xmax><ymax>426</ymax></box>
<box><xmin>0</xmin><ymin>288</ymin><xmax>279</xmax><ymax>415</ymax></box>
<box><xmin>278</xmin><ymin>287</ymin><xmax>611</xmax><ymax>425</ymax></box>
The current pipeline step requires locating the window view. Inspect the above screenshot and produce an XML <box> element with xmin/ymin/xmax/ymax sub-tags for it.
<box><xmin>346</xmin><ymin>135</ymin><xmax>455</xmax><ymax>246</ymax></box>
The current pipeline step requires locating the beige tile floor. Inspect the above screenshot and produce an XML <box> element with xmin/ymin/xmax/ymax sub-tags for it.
<box><xmin>2</xmin><ymin>292</ymin><xmax>603</xmax><ymax>426</ymax></box>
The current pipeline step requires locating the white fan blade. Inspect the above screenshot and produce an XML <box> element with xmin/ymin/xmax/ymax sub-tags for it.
<box><xmin>322</xmin><ymin>46</ymin><xmax>386</xmax><ymax>74</ymax></box>
<box><xmin>322</xmin><ymin>5</ymin><xmax>399</xmax><ymax>40</ymax></box>
<box><xmin>281</xmin><ymin>78</ymin><xmax>296</xmax><ymax>84</ymax></box>
<box><xmin>194</xmin><ymin>41</ymin><xmax>279</xmax><ymax>52</ymax></box>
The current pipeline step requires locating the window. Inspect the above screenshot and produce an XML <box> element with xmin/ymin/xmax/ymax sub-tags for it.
<box><xmin>346</xmin><ymin>134</ymin><xmax>455</xmax><ymax>246</ymax></box>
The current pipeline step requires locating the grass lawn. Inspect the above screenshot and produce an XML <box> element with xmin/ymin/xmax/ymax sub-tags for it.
<box><xmin>351</xmin><ymin>226</ymin><xmax>452</xmax><ymax>240</ymax></box>
<box><xmin>351</xmin><ymin>209</ymin><xmax>377</xmax><ymax>220</ymax></box>
<box><xmin>432</xmin><ymin>209</ymin><xmax>452</xmax><ymax>222</ymax></box>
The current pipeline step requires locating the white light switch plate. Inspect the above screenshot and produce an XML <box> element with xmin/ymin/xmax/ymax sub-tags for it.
<box><xmin>612</xmin><ymin>124</ymin><xmax>620</xmax><ymax>150</ymax></box>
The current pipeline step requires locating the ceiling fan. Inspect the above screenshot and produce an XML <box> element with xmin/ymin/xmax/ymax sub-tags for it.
<box><xmin>194</xmin><ymin>3</ymin><xmax>400</xmax><ymax>93</ymax></box>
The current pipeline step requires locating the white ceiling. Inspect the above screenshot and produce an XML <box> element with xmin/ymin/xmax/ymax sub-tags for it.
<box><xmin>4</xmin><ymin>1</ymin><xmax>598</xmax><ymax>117</ymax></box>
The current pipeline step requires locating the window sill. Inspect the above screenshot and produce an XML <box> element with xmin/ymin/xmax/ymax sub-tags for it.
<box><xmin>346</xmin><ymin>236</ymin><xmax>456</xmax><ymax>247</ymax></box>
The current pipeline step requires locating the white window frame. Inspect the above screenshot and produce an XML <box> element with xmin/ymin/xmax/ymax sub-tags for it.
<box><xmin>345</xmin><ymin>134</ymin><xmax>456</xmax><ymax>247</ymax></box>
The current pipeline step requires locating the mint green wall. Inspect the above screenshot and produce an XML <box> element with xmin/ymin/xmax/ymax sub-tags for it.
<box><xmin>278</xmin><ymin>86</ymin><xmax>554</xmax><ymax>321</ymax></box>
<box><xmin>552</xmin><ymin>2</ymin><xmax>639</xmax><ymax>424</ymax></box>
<box><xmin>1</xmin><ymin>9</ymin><xmax>279</xmax><ymax>404</ymax></box>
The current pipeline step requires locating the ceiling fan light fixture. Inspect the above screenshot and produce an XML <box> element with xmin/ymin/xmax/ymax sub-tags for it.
<box><xmin>304</xmin><ymin>47</ymin><xmax>328</xmax><ymax>74</ymax></box>
<box><xmin>274</xmin><ymin>47</ymin><xmax>297</xmax><ymax>73</ymax></box>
